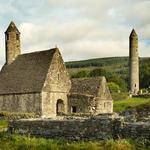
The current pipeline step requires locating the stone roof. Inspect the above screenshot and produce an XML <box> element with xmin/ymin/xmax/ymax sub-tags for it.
<box><xmin>5</xmin><ymin>21</ymin><xmax>20</xmax><ymax>33</ymax></box>
<box><xmin>130</xmin><ymin>29</ymin><xmax>137</xmax><ymax>37</ymax></box>
<box><xmin>0</xmin><ymin>48</ymin><xmax>57</xmax><ymax>94</ymax></box>
<box><xmin>70</xmin><ymin>77</ymin><xmax>107</xmax><ymax>97</ymax></box>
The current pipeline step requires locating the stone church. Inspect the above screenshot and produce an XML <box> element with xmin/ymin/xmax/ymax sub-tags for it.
<box><xmin>0</xmin><ymin>22</ymin><xmax>113</xmax><ymax>118</ymax></box>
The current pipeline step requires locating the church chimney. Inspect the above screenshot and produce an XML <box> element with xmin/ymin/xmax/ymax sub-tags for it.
<box><xmin>5</xmin><ymin>21</ymin><xmax>21</xmax><ymax>65</ymax></box>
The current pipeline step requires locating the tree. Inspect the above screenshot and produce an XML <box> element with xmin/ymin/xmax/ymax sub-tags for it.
<box><xmin>108</xmin><ymin>82</ymin><xmax>120</xmax><ymax>93</ymax></box>
<box><xmin>71</xmin><ymin>70</ymin><xmax>89</xmax><ymax>78</ymax></box>
<box><xmin>89</xmin><ymin>68</ymin><xmax>107</xmax><ymax>77</ymax></box>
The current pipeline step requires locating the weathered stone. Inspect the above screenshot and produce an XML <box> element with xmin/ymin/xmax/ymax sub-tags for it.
<box><xmin>0</xmin><ymin>21</ymin><xmax>113</xmax><ymax>118</ymax></box>
<box><xmin>8</xmin><ymin>117</ymin><xmax>150</xmax><ymax>141</ymax></box>
<box><xmin>129</xmin><ymin>29</ymin><xmax>139</xmax><ymax>95</ymax></box>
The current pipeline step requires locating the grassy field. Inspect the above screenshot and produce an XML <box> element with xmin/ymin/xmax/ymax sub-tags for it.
<box><xmin>0</xmin><ymin>133</ymin><xmax>148</xmax><ymax>150</ymax></box>
<box><xmin>0</xmin><ymin>119</ymin><xmax>8</xmax><ymax>129</ymax></box>
<box><xmin>0</xmin><ymin>97</ymin><xmax>149</xmax><ymax>150</ymax></box>
<box><xmin>114</xmin><ymin>97</ymin><xmax>150</xmax><ymax>112</ymax></box>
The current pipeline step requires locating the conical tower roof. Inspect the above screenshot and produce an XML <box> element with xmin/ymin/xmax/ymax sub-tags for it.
<box><xmin>5</xmin><ymin>21</ymin><xmax>20</xmax><ymax>33</ymax></box>
<box><xmin>130</xmin><ymin>29</ymin><xmax>137</xmax><ymax>37</ymax></box>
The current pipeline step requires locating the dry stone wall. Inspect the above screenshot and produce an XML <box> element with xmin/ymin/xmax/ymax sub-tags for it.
<box><xmin>9</xmin><ymin>116</ymin><xmax>150</xmax><ymax>141</ymax></box>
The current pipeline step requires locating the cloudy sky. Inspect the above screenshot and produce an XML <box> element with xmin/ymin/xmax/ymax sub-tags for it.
<box><xmin>0</xmin><ymin>0</ymin><xmax>150</xmax><ymax>66</ymax></box>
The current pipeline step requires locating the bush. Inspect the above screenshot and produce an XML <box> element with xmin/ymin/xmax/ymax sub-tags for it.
<box><xmin>108</xmin><ymin>82</ymin><xmax>120</xmax><ymax>93</ymax></box>
<box><xmin>89</xmin><ymin>68</ymin><xmax>107</xmax><ymax>77</ymax></box>
<box><xmin>71</xmin><ymin>70</ymin><xmax>89</xmax><ymax>78</ymax></box>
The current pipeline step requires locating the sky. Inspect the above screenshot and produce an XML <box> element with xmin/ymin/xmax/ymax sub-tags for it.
<box><xmin>0</xmin><ymin>0</ymin><xmax>150</xmax><ymax>67</ymax></box>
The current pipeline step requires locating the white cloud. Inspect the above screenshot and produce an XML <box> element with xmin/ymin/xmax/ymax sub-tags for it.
<box><xmin>0</xmin><ymin>0</ymin><xmax>149</xmax><ymax>66</ymax></box>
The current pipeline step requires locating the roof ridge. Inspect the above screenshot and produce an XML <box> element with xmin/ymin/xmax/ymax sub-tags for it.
<box><xmin>20</xmin><ymin>48</ymin><xmax>58</xmax><ymax>56</ymax></box>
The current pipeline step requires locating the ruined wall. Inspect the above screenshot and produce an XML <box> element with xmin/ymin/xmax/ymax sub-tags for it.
<box><xmin>9</xmin><ymin>117</ymin><xmax>150</xmax><ymax>141</ymax></box>
<box><xmin>0</xmin><ymin>93</ymin><xmax>42</xmax><ymax>115</ymax></box>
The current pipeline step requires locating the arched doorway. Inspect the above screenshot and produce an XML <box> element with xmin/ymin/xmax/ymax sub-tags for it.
<box><xmin>56</xmin><ymin>99</ymin><xmax>64</xmax><ymax>115</ymax></box>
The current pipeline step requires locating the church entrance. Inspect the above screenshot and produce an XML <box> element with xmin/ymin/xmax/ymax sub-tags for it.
<box><xmin>56</xmin><ymin>99</ymin><xmax>64</xmax><ymax>115</ymax></box>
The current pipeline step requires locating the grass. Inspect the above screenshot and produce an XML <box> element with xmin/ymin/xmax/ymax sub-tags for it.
<box><xmin>0</xmin><ymin>133</ymin><xmax>148</xmax><ymax>150</ymax></box>
<box><xmin>0</xmin><ymin>119</ymin><xmax>8</xmax><ymax>129</ymax></box>
<box><xmin>0</xmin><ymin>97</ymin><xmax>149</xmax><ymax>149</ymax></box>
<box><xmin>113</xmin><ymin>97</ymin><xmax>150</xmax><ymax>112</ymax></box>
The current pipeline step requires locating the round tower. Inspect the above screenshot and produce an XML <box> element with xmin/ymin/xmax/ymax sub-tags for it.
<box><xmin>129</xmin><ymin>29</ymin><xmax>139</xmax><ymax>95</ymax></box>
<box><xmin>5</xmin><ymin>21</ymin><xmax>21</xmax><ymax>65</ymax></box>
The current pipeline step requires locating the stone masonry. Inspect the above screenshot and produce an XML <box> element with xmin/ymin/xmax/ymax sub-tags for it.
<box><xmin>9</xmin><ymin>117</ymin><xmax>150</xmax><ymax>141</ymax></box>
<box><xmin>129</xmin><ymin>29</ymin><xmax>139</xmax><ymax>95</ymax></box>
<box><xmin>0</xmin><ymin>21</ymin><xmax>113</xmax><ymax>118</ymax></box>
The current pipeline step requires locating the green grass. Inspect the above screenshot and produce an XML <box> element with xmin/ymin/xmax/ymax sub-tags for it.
<box><xmin>114</xmin><ymin>97</ymin><xmax>150</xmax><ymax>112</ymax></box>
<box><xmin>0</xmin><ymin>119</ymin><xmax>8</xmax><ymax>129</ymax></box>
<box><xmin>0</xmin><ymin>133</ymin><xmax>148</xmax><ymax>150</ymax></box>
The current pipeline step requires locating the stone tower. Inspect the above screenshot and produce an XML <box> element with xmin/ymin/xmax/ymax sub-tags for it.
<box><xmin>5</xmin><ymin>21</ymin><xmax>21</xmax><ymax>65</ymax></box>
<box><xmin>129</xmin><ymin>29</ymin><xmax>139</xmax><ymax>95</ymax></box>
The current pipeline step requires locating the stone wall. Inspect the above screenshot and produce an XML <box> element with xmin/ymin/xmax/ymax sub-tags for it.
<box><xmin>42</xmin><ymin>92</ymin><xmax>69</xmax><ymax>118</ymax></box>
<box><xmin>68</xmin><ymin>94</ymin><xmax>95</xmax><ymax>114</ymax></box>
<box><xmin>41</xmin><ymin>49</ymin><xmax>71</xmax><ymax>117</ymax></box>
<box><xmin>0</xmin><ymin>93</ymin><xmax>41</xmax><ymax>115</ymax></box>
<box><xmin>68</xmin><ymin>94</ymin><xmax>113</xmax><ymax>114</ymax></box>
<box><xmin>9</xmin><ymin>117</ymin><xmax>150</xmax><ymax>141</ymax></box>
<box><xmin>5</xmin><ymin>22</ymin><xmax>21</xmax><ymax>65</ymax></box>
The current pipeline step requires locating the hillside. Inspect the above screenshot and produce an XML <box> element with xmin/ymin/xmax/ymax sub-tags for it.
<box><xmin>66</xmin><ymin>56</ymin><xmax>149</xmax><ymax>74</ymax></box>
<box><xmin>65</xmin><ymin>57</ymin><xmax>150</xmax><ymax>91</ymax></box>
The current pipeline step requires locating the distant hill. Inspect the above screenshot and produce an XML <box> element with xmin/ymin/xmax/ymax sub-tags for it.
<box><xmin>66</xmin><ymin>56</ymin><xmax>150</xmax><ymax>73</ymax></box>
<box><xmin>66</xmin><ymin>57</ymin><xmax>129</xmax><ymax>75</ymax></box>
<box><xmin>65</xmin><ymin>57</ymin><xmax>150</xmax><ymax>90</ymax></box>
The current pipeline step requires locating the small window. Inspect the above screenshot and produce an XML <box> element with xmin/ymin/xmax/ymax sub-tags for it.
<box><xmin>135</xmin><ymin>84</ymin><xmax>136</xmax><ymax>87</ymax></box>
<box><xmin>72</xmin><ymin>106</ymin><xmax>77</xmax><ymax>113</ymax></box>
<box><xmin>16</xmin><ymin>34</ymin><xmax>19</xmax><ymax>40</ymax></box>
<box><xmin>58</xmin><ymin>74</ymin><xmax>60</xmax><ymax>80</ymax></box>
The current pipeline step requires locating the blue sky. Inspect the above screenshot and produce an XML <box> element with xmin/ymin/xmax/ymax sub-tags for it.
<box><xmin>0</xmin><ymin>0</ymin><xmax>150</xmax><ymax>67</ymax></box>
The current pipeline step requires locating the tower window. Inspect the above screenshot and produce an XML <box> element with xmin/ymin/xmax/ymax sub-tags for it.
<box><xmin>135</xmin><ymin>84</ymin><xmax>136</xmax><ymax>87</ymax></box>
<box><xmin>16</xmin><ymin>34</ymin><xmax>19</xmax><ymax>40</ymax></box>
<box><xmin>58</xmin><ymin>74</ymin><xmax>60</xmax><ymax>80</ymax></box>
<box><xmin>72</xmin><ymin>106</ymin><xmax>77</xmax><ymax>113</ymax></box>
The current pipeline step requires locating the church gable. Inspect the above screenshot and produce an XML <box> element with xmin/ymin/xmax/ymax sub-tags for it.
<box><xmin>42</xmin><ymin>48</ymin><xmax>71</xmax><ymax>93</ymax></box>
<box><xmin>97</xmin><ymin>77</ymin><xmax>112</xmax><ymax>100</ymax></box>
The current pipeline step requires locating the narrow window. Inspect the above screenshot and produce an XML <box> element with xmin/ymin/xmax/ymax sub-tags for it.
<box><xmin>16</xmin><ymin>34</ymin><xmax>19</xmax><ymax>40</ymax></box>
<box><xmin>72</xmin><ymin>106</ymin><xmax>77</xmax><ymax>113</ymax></box>
<box><xmin>135</xmin><ymin>84</ymin><xmax>136</xmax><ymax>87</ymax></box>
<box><xmin>104</xmin><ymin>103</ymin><xmax>106</xmax><ymax>108</ymax></box>
<box><xmin>58</xmin><ymin>74</ymin><xmax>60</xmax><ymax>80</ymax></box>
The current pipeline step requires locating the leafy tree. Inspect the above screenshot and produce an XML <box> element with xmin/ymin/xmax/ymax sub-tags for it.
<box><xmin>89</xmin><ymin>68</ymin><xmax>107</xmax><ymax>77</ymax></box>
<box><xmin>108</xmin><ymin>82</ymin><xmax>120</xmax><ymax>93</ymax></box>
<box><xmin>71</xmin><ymin>70</ymin><xmax>89</xmax><ymax>78</ymax></box>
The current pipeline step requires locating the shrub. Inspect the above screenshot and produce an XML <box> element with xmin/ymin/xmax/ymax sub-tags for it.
<box><xmin>108</xmin><ymin>82</ymin><xmax>120</xmax><ymax>93</ymax></box>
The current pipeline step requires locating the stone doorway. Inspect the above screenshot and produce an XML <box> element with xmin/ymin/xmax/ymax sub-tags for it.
<box><xmin>56</xmin><ymin>99</ymin><xmax>64</xmax><ymax>115</ymax></box>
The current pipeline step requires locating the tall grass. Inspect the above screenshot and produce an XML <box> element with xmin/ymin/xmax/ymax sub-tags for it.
<box><xmin>0</xmin><ymin>119</ymin><xmax>8</xmax><ymax>129</ymax></box>
<box><xmin>0</xmin><ymin>133</ymin><xmax>149</xmax><ymax>150</ymax></box>
<box><xmin>114</xmin><ymin>97</ymin><xmax>150</xmax><ymax>112</ymax></box>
